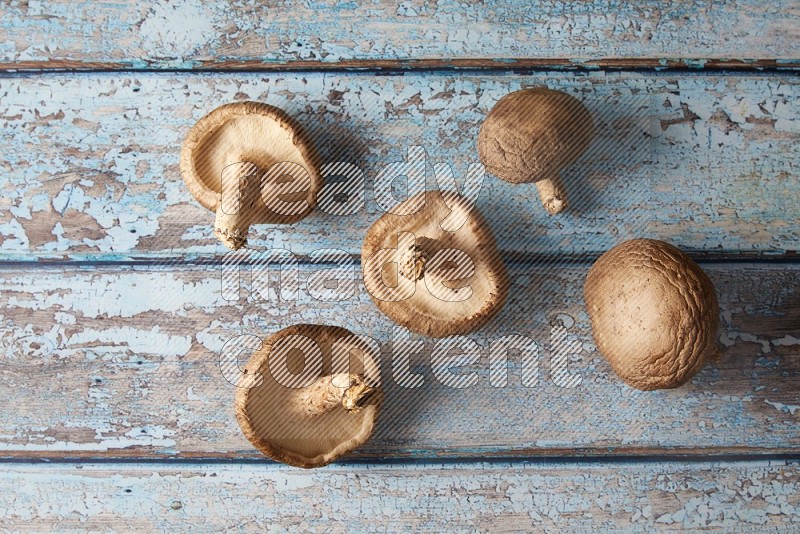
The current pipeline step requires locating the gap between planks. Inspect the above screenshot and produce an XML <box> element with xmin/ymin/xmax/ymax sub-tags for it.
<box><xmin>1</xmin><ymin>58</ymin><xmax>800</xmax><ymax>74</ymax></box>
<box><xmin>1</xmin><ymin>450</ymin><xmax>800</xmax><ymax>466</ymax></box>
<box><xmin>0</xmin><ymin>254</ymin><xmax>796</xmax><ymax>271</ymax></box>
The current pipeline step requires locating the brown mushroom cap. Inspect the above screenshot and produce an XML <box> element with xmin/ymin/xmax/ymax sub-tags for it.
<box><xmin>477</xmin><ymin>88</ymin><xmax>594</xmax><ymax>214</ymax></box>
<box><xmin>362</xmin><ymin>190</ymin><xmax>509</xmax><ymax>338</ymax></box>
<box><xmin>234</xmin><ymin>324</ymin><xmax>382</xmax><ymax>468</ymax></box>
<box><xmin>584</xmin><ymin>239</ymin><xmax>720</xmax><ymax>391</ymax></box>
<box><xmin>180</xmin><ymin>101</ymin><xmax>322</xmax><ymax>248</ymax></box>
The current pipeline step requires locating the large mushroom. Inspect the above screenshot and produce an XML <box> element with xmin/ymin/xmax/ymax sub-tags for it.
<box><xmin>362</xmin><ymin>190</ymin><xmax>509</xmax><ymax>337</ymax></box>
<box><xmin>180</xmin><ymin>101</ymin><xmax>322</xmax><ymax>249</ymax></box>
<box><xmin>235</xmin><ymin>324</ymin><xmax>382</xmax><ymax>468</ymax></box>
<box><xmin>477</xmin><ymin>88</ymin><xmax>594</xmax><ymax>215</ymax></box>
<box><xmin>584</xmin><ymin>239</ymin><xmax>720</xmax><ymax>390</ymax></box>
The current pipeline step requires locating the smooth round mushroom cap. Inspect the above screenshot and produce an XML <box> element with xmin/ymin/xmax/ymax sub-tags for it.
<box><xmin>361</xmin><ymin>190</ymin><xmax>509</xmax><ymax>338</ymax></box>
<box><xmin>584</xmin><ymin>239</ymin><xmax>720</xmax><ymax>391</ymax></box>
<box><xmin>180</xmin><ymin>101</ymin><xmax>322</xmax><ymax>224</ymax></box>
<box><xmin>477</xmin><ymin>88</ymin><xmax>594</xmax><ymax>185</ymax></box>
<box><xmin>234</xmin><ymin>324</ymin><xmax>382</xmax><ymax>468</ymax></box>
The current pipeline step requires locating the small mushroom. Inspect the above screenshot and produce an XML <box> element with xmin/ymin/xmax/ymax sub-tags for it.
<box><xmin>180</xmin><ymin>102</ymin><xmax>322</xmax><ymax>249</ymax></box>
<box><xmin>362</xmin><ymin>190</ymin><xmax>509</xmax><ymax>337</ymax></box>
<box><xmin>477</xmin><ymin>88</ymin><xmax>594</xmax><ymax>215</ymax></box>
<box><xmin>235</xmin><ymin>324</ymin><xmax>382</xmax><ymax>468</ymax></box>
<box><xmin>584</xmin><ymin>239</ymin><xmax>720</xmax><ymax>391</ymax></box>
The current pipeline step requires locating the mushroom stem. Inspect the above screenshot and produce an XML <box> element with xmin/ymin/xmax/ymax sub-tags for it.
<box><xmin>534</xmin><ymin>175</ymin><xmax>568</xmax><ymax>215</ymax></box>
<box><xmin>295</xmin><ymin>373</ymin><xmax>376</xmax><ymax>418</ymax></box>
<box><xmin>215</xmin><ymin>161</ymin><xmax>262</xmax><ymax>250</ymax></box>
<box><xmin>342</xmin><ymin>377</ymin><xmax>377</xmax><ymax>412</ymax></box>
<box><xmin>398</xmin><ymin>236</ymin><xmax>443</xmax><ymax>281</ymax></box>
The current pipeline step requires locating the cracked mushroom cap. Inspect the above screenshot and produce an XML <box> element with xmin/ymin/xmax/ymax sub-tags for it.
<box><xmin>362</xmin><ymin>190</ymin><xmax>509</xmax><ymax>338</ymax></box>
<box><xmin>477</xmin><ymin>88</ymin><xmax>594</xmax><ymax>214</ymax></box>
<box><xmin>584</xmin><ymin>239</ymin><xmax>720</xmax><ymax>391</ymax></box>
<box><xmin>235</xmin><ymin>324</ymin><xmax>382</xmax><ymax>468</ymax></box>
<box><xmin>180</xmin><ymin>101</ymin><xmax>322</xmax><ymax>248</ymax></box>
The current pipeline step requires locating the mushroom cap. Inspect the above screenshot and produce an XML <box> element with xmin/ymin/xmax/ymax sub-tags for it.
<box><xmin>584</xmin><ymin>239</ymin><xmax>720</xmax><ymax>391</ymax></box>
<box><xmin>180</xmin><ymin>101</ymin><xmax>322</xmax><ymax>224</ymax></box>
<box><xmin>234</xmin><ymin>324</ymin><xmax>382</xmax><ymax>468</ymax></box>
<box><xmin>362</xmin><ymin>190</ymin><xmax>509</xmax><ymax>338</ymax></box>
<box><xmin>477</xmin><ymin>88</ymin><xmax>594</xmax><ymax>184</ymax></box>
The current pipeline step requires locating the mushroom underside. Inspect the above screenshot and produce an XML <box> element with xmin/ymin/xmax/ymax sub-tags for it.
<box><xmin>192</xmin><ymin>114</ymin><xmax>307</xmax><ymax>204</ymax></box>
<box><xmin>180</xmin><ymin>102</ymin><xmax>322</xmax><ymax>249</ymax></box>
<box><xmin>362</xmin><ymin>190</ymin><xmax>508</xmax><ymax>337</ymax></box>
<box><xmin>240</xmin><ymin>374</ymin><xmax>379</xmax><ymax>467</ymax></box>
<box><xmin>234</xmin><ymin>324</ymin><xmax>382</xmax><ymax>468</ymax></box>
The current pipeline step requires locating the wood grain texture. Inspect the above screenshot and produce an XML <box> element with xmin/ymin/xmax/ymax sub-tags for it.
<box><xmin>2</xmin><ymin>1</ymin><xmax>798</xmax><ymax>523</ymax></box>
<box><xmin>0</xmin><ymin>72</ymin><xmax>798</xmax><ymax>262</ymax></box>
<box><xmin>0</xmin><ymin>0</ymin><xmax>798</xmax><ymax>70</ymax></box>
<box><xmin>0</xmin><ymin>262</ymin><xmax>796</xmax><ymax>459</ymax></box>
<box><xmin>1</xmin><ymin>461</ymin><xmax>799</xmax><ymax>531</ymax></box>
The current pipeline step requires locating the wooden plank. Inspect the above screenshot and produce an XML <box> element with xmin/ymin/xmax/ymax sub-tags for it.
<box><xmin>0</xmin><ymin>72</ymin><xmax>798</xmax><ymax>262</ymax></box>
<box><xmin>0</xmin><ymin>460</ymin><xmax>798</xmax><ymax>530</ymax></box>
<box><xmin>0</xmin><ymin>262</ymin><xmax>797</xmax><ymax>459</ymax></box>
<box><xmin>0</xmin><ymin>1</ymin><xmax>798</xmax><ymax>70</ymax></box>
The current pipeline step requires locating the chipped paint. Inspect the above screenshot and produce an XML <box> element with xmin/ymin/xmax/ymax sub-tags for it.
<box><xmin>0</xmin><ymin>432</ymin><xmax>177</xmax><ymax>452</ymax></box>
<box><xmin>66</xmin><ymin>327</ymin><xmax>191</xmax><ymax>358</ymax></box>
<box><xmin>765</xmin><ymin>400</ymin><xmax>799</xmax><ymax>415</ymax></box>
<box><xmin>139</xmin><ymin>0</ymin><xmax>219</xmax><ymax>58</ymax></box>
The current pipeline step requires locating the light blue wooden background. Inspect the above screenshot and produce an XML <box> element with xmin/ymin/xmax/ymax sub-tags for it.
<box><xmin>0</xmin><ymin>1</ymin><xmax>798</xmax><ymax>531</ymax></box>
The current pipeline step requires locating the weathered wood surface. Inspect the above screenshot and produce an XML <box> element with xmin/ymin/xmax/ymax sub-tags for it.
<box><xmin>1</xmin><ymin>460</ymin><xmax>799</xmax><ymax>531</ymax></box>
<box><xmin>0</xmin><ymin>262</ymin><xmax>796</xmax><ymax>459</ymax></box>
<box><xmin>1</xmin><ymin>1</ymin><xmax>798</xmax><ymax>70</ymax></box>
<box><xmin>0</xmin><ymin>72</ymin><xmax>798</xmax><ymax>262</ymax></box>
<box><xmin>1</xmin><ymin>1</ymin><xmax>798</xmax><ymax>528</ymax></box>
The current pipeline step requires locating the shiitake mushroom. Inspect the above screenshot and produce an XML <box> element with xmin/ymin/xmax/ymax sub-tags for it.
<box><xmin>235</xmin><ymin>324</ymin><xmax>382</xmax><ymax>468</ymax></box>
<box><xmin>361</xmin><ymin>190</ymin><xmax>509</xmax><ymax>338</ymax></box>
<box><xmin>584</xmin><ymin>239</ymin><xmax>721</xmax><ymax>390</ymax></box>
<box><xmin>478</xmin><ymin>88</ymin><xmax>594</xmax><ymax>215</ymax></box>
<box><xmin>180</xmin><ymin>102</ymin><xmax>322</xmax><ymax>249</ymax></box>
